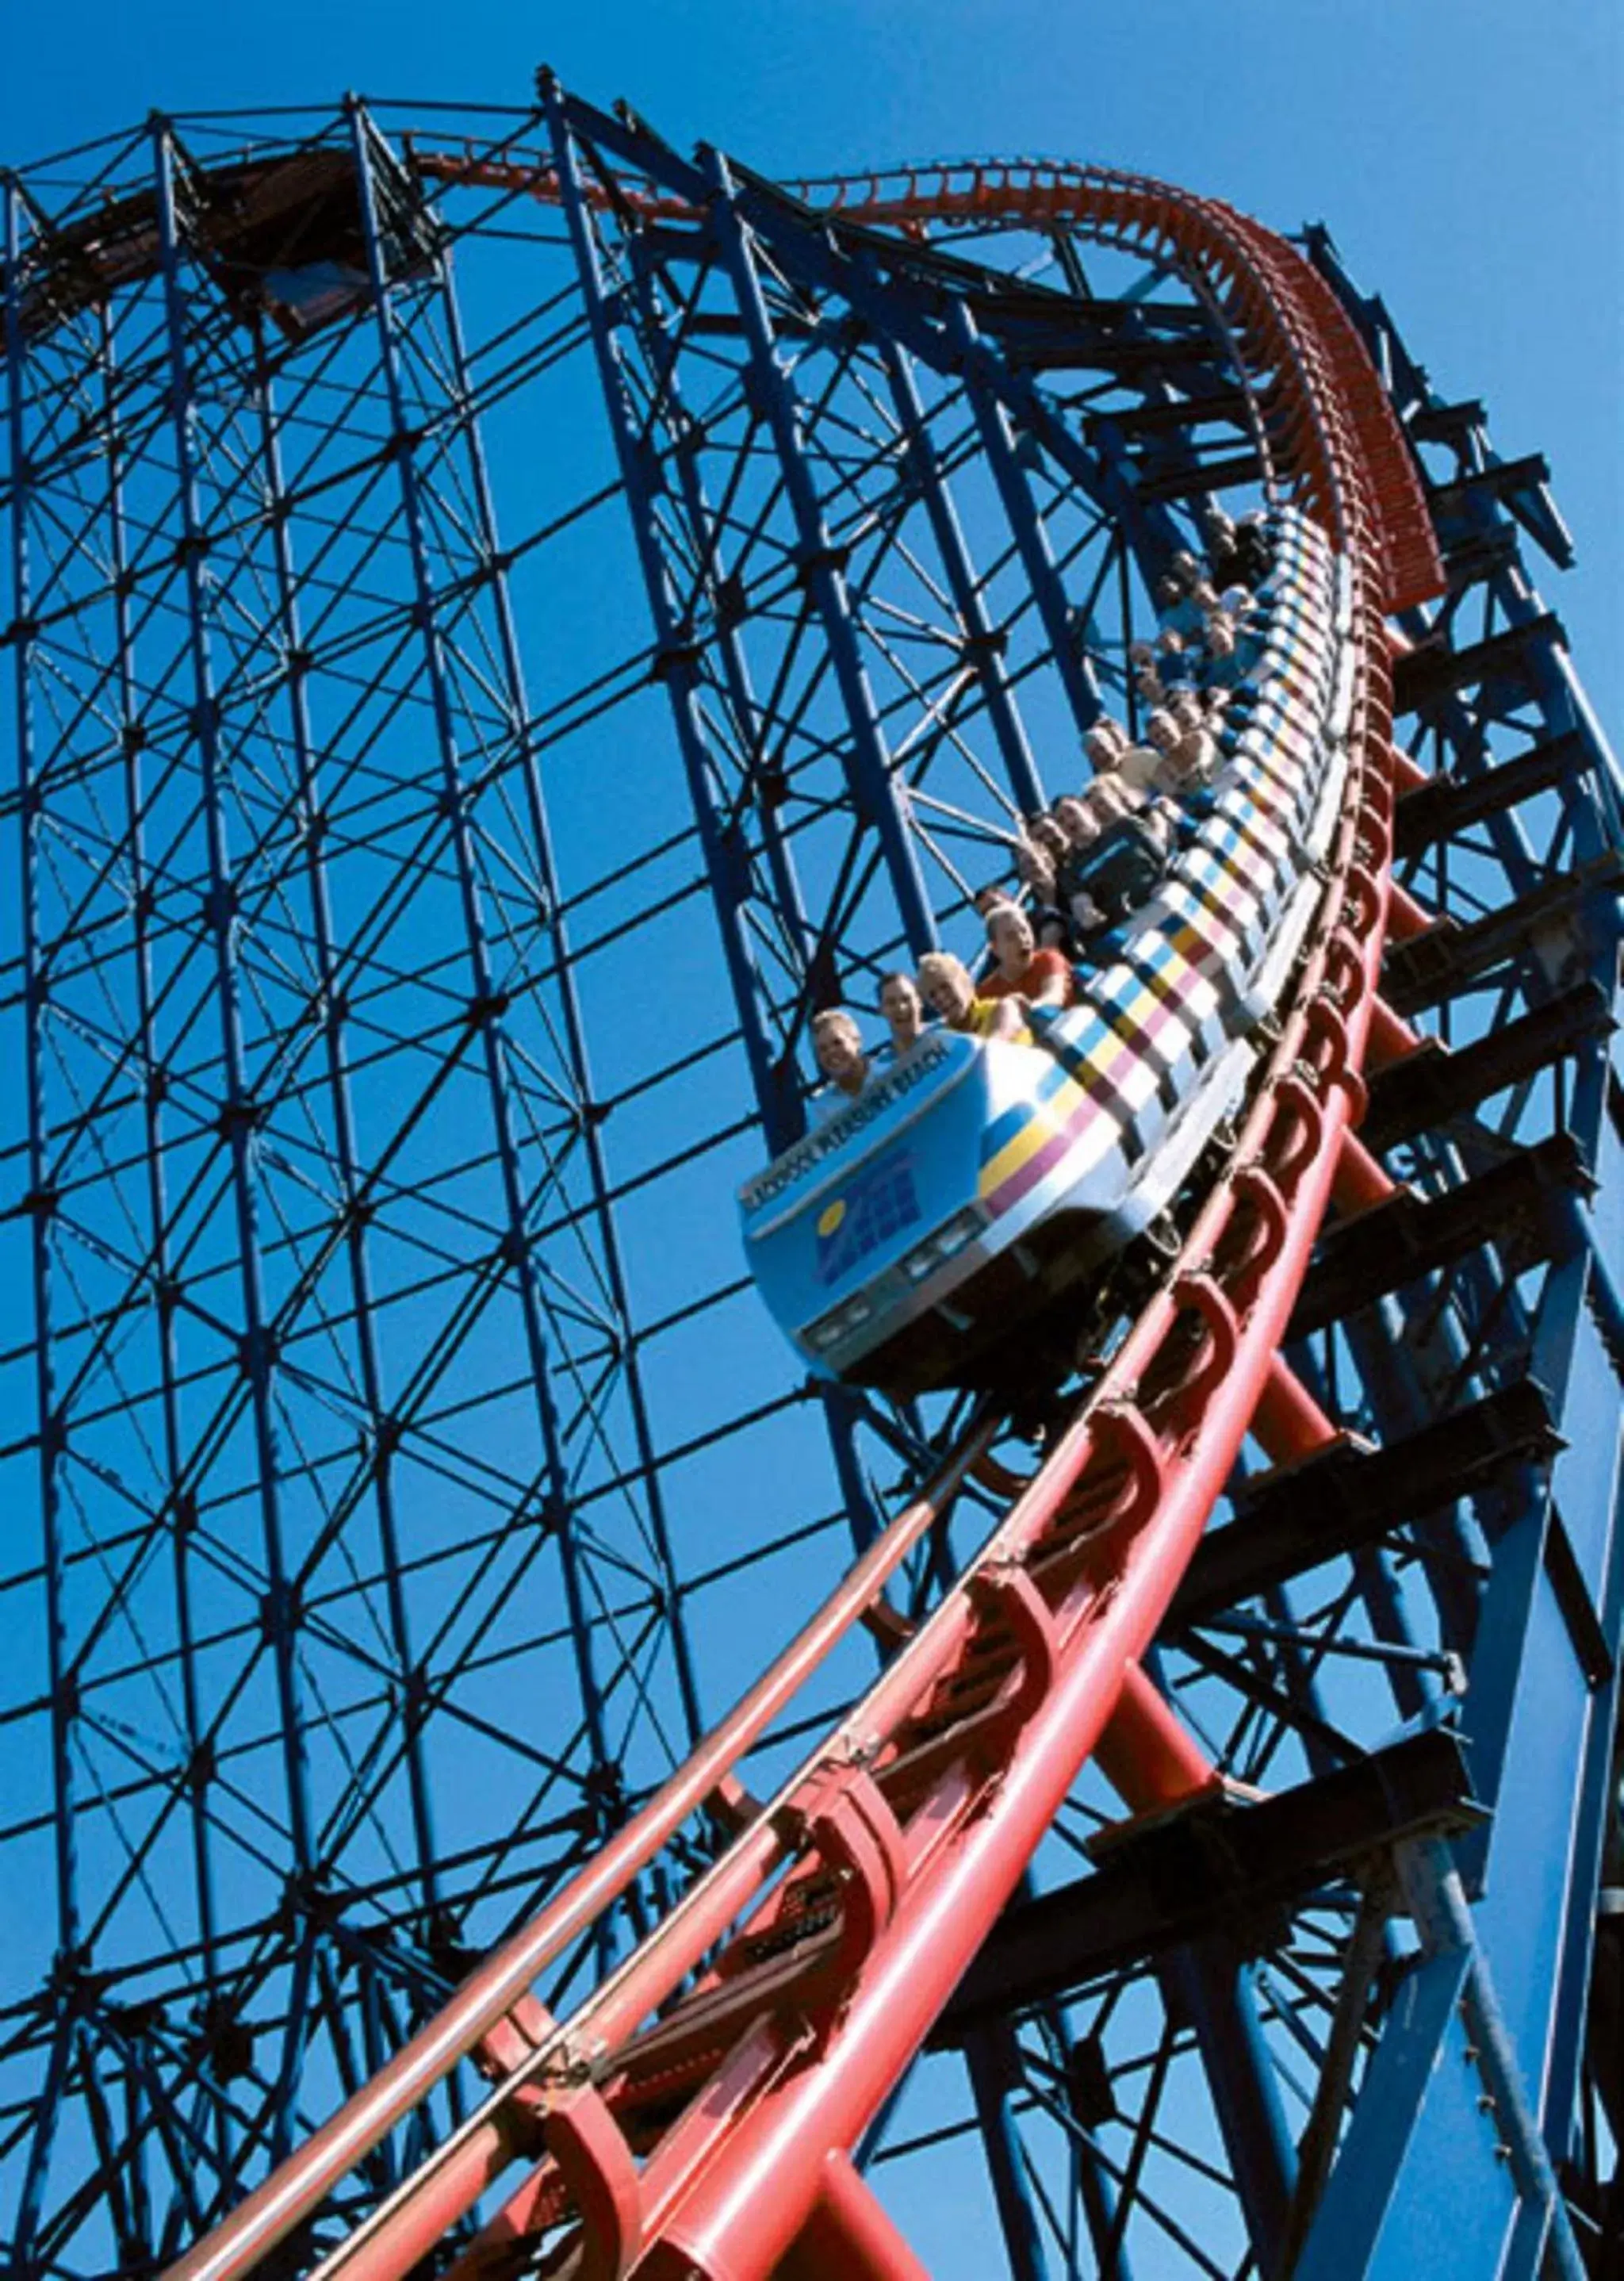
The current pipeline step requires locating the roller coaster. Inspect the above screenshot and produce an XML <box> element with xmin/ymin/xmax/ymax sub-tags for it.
<box><xmin>1</xmin><ymin>76</ymin><xmax>1619</xmax><ymax>2281</ymax></box>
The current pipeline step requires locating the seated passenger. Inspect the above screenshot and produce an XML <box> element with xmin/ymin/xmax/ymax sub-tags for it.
<box><xmin>1051</xmin><ymin>793</ymin><xmax>1098</xmax><ymax>853</ymax></box>
<box><xmin>1139</xmin><ymin>796</ymin><xmax>1182</xmax><ymax>858</ymax></box>
<box><xmin>1024</xmin><ymin>811</ymin><xmax>1072</xmax><ymax>868</ymax></box>
<box><xmin>1147</xmin><ymin>707</ymin><xmax>1218</xmax><ymax>792</ymax></box>
<box><xmin>1089</xmin><ymin>767</ymin><xmax>1148</xmax><ymax>824</ymax></box>
<box><xmin>974</xmin><ymin>881</ymin><xmax>1017</xmax><ymax>920</ymax></box>
<box><xmin>1084</xmin><ymin>719</ymin><xmax>1131</xmax><ymax>777</ymax></box>
<box><xmin>1172</xmin><ymin>690</ymin><xmax>1228</xmax><ymax>774</ymax></box>
<box><xmin>917</xmin><ymin>950</ymin><xmax>1028</xmax><ymax>1042</ymax></box>
<box><xmin>1085</xmin><ymin>724</ymin><xmax>1120</xmax><ymax>776</ymax></box>
<box><xmin>1202</xmin><ymin>503</ymin><xmax>1243</xmax><ymax>589</ymax></box>
<box><xmin>878</xmin><ymin>971</ymin><xmax>925</xmax><ymax>1060</ymax></box>
<box><xmin>1201</xmin><ymin>612</ymin><xmax>1250</xmax><ymax>687</ymax></box>
<box><xmin>1116</xmin><ymin>726</ymin><xmax>1167</xmax><ymax>799</ymax></box>
<box><xmin>1086</xmin><ymin>725</ymin><xmax>1152</xmax><ymax>809</ymax></box>
<box><xmin>1202</xmin><ymin>680</ymin><xmax>1235</xmax><ymax>723</ymax></box>
<box><xmin>810</xmin><ymin>1008</ymin><xmax>872</xmax><ymax>1116</ymax></box>
<box><xmin>1128</xmin><ymin>639</ymin><xmax>1165</xmax><ymax>702</ymax></box>
<box><xmin>1155</xmin><ymin>628</ymin><xmax>1198</xmax><ymax>691</ymax></box>
<box><xmin>1050</xmin><ymin>797</ymin><xmax>1107</xmax><ymax>937</ymax></box>
<box><xmin>1232</xmin><ymin>510</ymin><xmax>1277</xmax><ymax>587</ymax></box>
<box><xmin>1013</xmin><ymin>838</ymin><xmax>1054</xmax><ymax>893</ymax></box>
<box><xmin>1009</xmin><ymin>840</ymin><xmax>1071</xmax><ymax>953</ymax></box>
<box><xmin>1212</xmin><ymin>673</ymin><xmax>1262</xmax><ymax>748</ymax></box>
<box><xmin>982</xmin><ymin>903</ymin><xmax>1077</xmax><ymax>1010</ymax></box>
<box><xmin>1063</xmin><ymin>801</ymin><xmax>1172</xmax><ymax>931</ymax></box>
<box><xmin>1053</xmin><ymin>786</ymin><xmax>1103</xmax><ymax>878</ymax></box>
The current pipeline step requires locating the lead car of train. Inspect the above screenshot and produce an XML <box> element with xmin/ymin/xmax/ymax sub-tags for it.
<box><xmin>739</xmin><ymin>508</ymin><xmax>1356</xmax><ymax>1397</ymax></box>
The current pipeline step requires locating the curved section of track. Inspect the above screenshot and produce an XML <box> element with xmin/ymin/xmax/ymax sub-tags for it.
<box><xmin>164</xmin><ymin>155</ymin><xmax>1443</xmax><ymax>2281</ymax></box>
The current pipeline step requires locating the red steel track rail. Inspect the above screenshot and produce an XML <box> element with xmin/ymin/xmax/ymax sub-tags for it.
<box><xmin>163</xmin><ymin>162</ymin><xmax>1445</xmax><ymax>2281</ymax></box>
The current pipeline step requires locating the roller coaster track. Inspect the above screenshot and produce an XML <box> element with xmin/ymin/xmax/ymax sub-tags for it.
<box><xmin>151</xmin><ymin>125</ymin><xmax>1495</xmax><ymax>2281</ymax></box>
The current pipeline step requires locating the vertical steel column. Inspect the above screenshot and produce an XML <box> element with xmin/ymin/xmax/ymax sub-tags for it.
<box><xmin>6</xmin><ymin>281</ymin><xmax>73</xmax><ymax>2220</ymax></box>
<box><xmin>435</xmin><ymin>255</ymin><xmax>703</xmax><ymax>1747</ymax></box>
<box><xmin>542</xmin><ymin>85</ymin><xmax>795</xmax><ymax>1152</ymax></box>
<box><xmin>1535</xmin><ymin>1173</ymin><xmax>1624</xmax><ymax>2169</ymax></box>
<box><xmin>542</xmin><ymin>86</ymin><xmax>887</xmax><ymax>1556</ymax></box>
<box><xmin>945</xmin><ymin>299</ymin><xmax>1104</xmax><ymax>739</ymax></box>
<box><xmin>150</xmin><ymin>121</ymin><xmax>318</xmax><ymax>1888</ymax></box>
<box><xmin>608</xmin><ymin>228</ymin><xmax>824</xmax><ymax>1029</ymax></box>
<box><xmin>248</xmin><ymin>320</ymin><xmax>444</xmax><ymax>1910</ymax></box>
<box><xmin>102</xmin><ymin>287</ymin><xmax>232</xmax><ymax>2170</ymax></box>
<box><xmin>1297</xmin><ymin>1839</ymin><xmax>1588</xmax><ymax>2281</ymax></box>
<box><xmin>699</xmin><ymin>145</ymin><xmax>938</xmax><ymax>960</ymax></box>
<box><xmin>3</xmin><ymin>177</ymin><xmax>82</xmax><ymax>1994</ymax></box>
<box><xmin>1160</xmin><ymin>1944</ymin><xmax>1297</xmax><ymax>2279</ymax></box>
<box><xmin>343</xmin><ymin>105</ymin><xmax>614</xmax><ymax>1813</ymax></box>
<box><xmin>1291</xmin><ymin>240</ymin><xmax>1620</xmax><ymax>2274</ymax></box>
<box><xmin>963</xmin><ymin>2022</ymin><xmax>1052</xmax><ymax>2281</ymax></box>
<box><xmin>1473</xmin><ymin>523</ymin><xmax>1621</xmax><ymax>859</ymax></box>
<box><xmin>875</xmin><ymin>328</ymin><xmax>1048</xmax><ymax>818</ymax></box>
<box><xmin>1468</xmin><ymin>1248</ymin><xmax>1623</xmax><ymax>2133</ymax></box>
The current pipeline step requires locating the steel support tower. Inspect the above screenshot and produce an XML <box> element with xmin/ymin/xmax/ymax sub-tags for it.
<box><xmin>1</xmin><ymin>84</ymin><xmax>1618</xmax><ymax>2281</ymax></box>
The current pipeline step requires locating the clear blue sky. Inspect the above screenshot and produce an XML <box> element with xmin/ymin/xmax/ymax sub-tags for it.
<box><xmin>2</xmin><ymin>6</ymin><xmax>1618</xmax><ymax>2269</ymax></box>
<box><xmin>5</xmin><ymin>0</ymin><xmax>1621</xmax><ymax>725</ymax></box>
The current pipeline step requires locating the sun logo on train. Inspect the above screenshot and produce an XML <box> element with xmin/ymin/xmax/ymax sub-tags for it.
<box><xmin>815</xmin><ymin>1154</ymin><xmax>921</xmax><ymax>1284</ymax></box>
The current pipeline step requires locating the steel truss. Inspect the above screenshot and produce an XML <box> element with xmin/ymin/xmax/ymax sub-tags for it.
<box><xmin>0</xmin><ymin>82</ymin><xmax>1618</xmax><ymax>2281</ymax></box>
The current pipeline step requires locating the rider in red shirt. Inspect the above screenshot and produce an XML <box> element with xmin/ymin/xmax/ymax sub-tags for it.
<box><xmin>979</xmin><ymin>904</ymin><xmax>1076</xmax><ymax>1010</ymax></box>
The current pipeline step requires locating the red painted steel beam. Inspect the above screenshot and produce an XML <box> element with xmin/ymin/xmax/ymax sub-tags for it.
<box><xmin>1385</xmin><ymin>880</ymin><xmax>1437</xmax><ymax>940</ymax></box>
<box><xmin>427</xmin><ymin>662</ymin><xmax>1396</xmax><ymax>2270</ymax></box>
<box><xmin>637</xmin><ymin>1076</ymin><xmax>1374</xmax><ymax>2277</ymax></box>
<box><xmin>1251</xmin><ymin>1353</ymin><xmax>1344</xmax><ymax>1467</ymax></box>
<box><xmin>776</xmin><ymin>2155</ymin><xmax>934</xmax><ymax>2281</ymax></box>
<box><xmin>592</xmin><ymin>167</ymin><xmax>1404</xmax><ymax>2277</ymax></box>
<box><xmin>1094</xmin><ymin>1662</ymin><xmax>1220</xmax><ymax>1810</ymax></box>
<box><xmin>1387</xmin><ymin>742</ymin><xmax>1433</xmax><ymax>794</ymax></box>
<box><xmin>1364</xmin><ymin>995</ymin><xmax>1426</xmax><ymax>1070</ymax></box>
<box><xmin>159</xmin><ymin>1426</ymin><xmax>995</xmax><ymax>2281</ymax></box>
<box><xmin>1333</xmin><ymin>1129</ymin><xmax>1400</xmax><ymax>1217</ymax></box>
<box><xmin>167</xmin><ymin>137</ymin><xmax>1437</xmax><ymax>2281</ymax></box>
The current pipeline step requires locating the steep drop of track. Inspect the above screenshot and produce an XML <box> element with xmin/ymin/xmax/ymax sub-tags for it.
<box><xmin>163</xmin><ymin>148</ymin><xmax>1444</xmax><ymax>2281</ymax></box>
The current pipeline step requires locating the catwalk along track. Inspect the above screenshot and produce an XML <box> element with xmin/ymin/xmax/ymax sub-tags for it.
<box><xmin>5</xmin><ymin>78</ymin><xmax>1620</xmax><ymax>2281</ymax></box>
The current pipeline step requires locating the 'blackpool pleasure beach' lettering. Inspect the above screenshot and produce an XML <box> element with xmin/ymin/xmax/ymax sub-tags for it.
<box><xmin>739</xmin><ymin>1037</ymin><xmax>952</xmax><ymax>1214</ymax></box>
